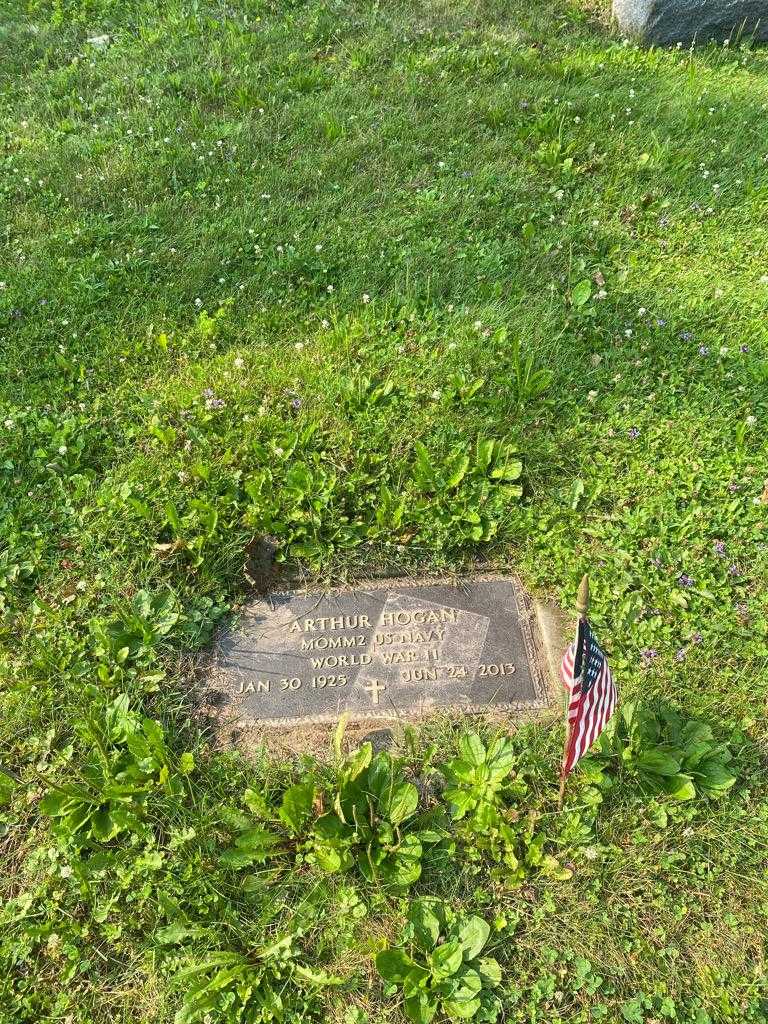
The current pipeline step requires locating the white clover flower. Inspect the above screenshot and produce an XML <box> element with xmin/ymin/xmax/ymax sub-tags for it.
<box><xmin>321</xmin><ymin>319</ymin><xmax>330</xmax><ymax>329</ymax></box>
<box><xmin>719</xmin><ymin>346</ymin><xmax>729</xmax><ymax>356</ymax></box>
<box><xmin>194</xmin><ymin>298</ymin><xmax>202</xmax><ymax>308</ymax></box>
<box><xmin>326</xmin><ymin>284</ymin><xmax>333</xmax><ymax>293</ymax></box>
<box><xmin>233</xmin><ymin>357</ymin><xmax>244</xmax><ymax>368</ymax></box>
<box><xmin>587</xmin><ymin>390</ymin><xmax>598</xmax><ymax>402</ymax></box>
<box><xmin>4</xmin><ymin>419</ymin><xmax>14</xmax><ymax>429</ymax></box>
<box><xmin>294</xmin><ymin>342</ymin><xmax>304</xmax><ymax>351</ymax></box>
<box><xmin>746</xmin><ymin>415</ymin><xmax>757</xmax><ymax>426</ymax></box>
<box><xmin>362</xmin><ymin>294</ymin><xmax>370</xmax><ymax>304</ymax></box>
<box><xmin>430</xmin><ymin>390</ymin><xmax>442</xmax><ymax>401</ymax></box>
<box><xmin>58</xmin><ymin>445</ymin><xmax>67</xmax><ymax>455</ymax></box>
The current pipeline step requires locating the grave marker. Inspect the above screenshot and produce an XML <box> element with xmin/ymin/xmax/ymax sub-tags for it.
<box><xmin>203</xmin><ymin>575</ymin><xmax>563</xmax><ymax>727</ymax></box>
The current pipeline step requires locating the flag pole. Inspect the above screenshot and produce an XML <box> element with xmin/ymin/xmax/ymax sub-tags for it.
<box><xmin>558</xmin><ymin>574</ymin><xmax>589</xmax><ymax>810</ymax></box>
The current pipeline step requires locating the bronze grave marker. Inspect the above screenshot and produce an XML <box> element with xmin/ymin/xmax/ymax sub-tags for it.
<box><xmin>206</xmin><ymin>576</ymin><xmax>559</xmax><ymax>727</ymax></box>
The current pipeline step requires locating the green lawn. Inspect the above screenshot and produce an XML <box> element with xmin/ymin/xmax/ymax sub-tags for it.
<box><xmin>1</xmin><ymin>0</ymin><xmax>768</xmax><ymax>1021</ymax></box>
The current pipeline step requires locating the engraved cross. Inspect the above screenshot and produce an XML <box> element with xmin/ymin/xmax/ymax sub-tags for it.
<box><xmin>363</xmin><ymin>679</ymin><xmax>386</xmax><ymax>705</ymax></box>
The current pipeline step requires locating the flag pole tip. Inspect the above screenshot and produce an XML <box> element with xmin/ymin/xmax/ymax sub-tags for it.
<box><xmin>576</xmin><ymin>574</ymin><xmax>590</xmax><ymax>618</ymax></box>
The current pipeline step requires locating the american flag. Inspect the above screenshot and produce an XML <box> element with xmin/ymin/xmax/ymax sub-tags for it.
<box><xmin>560</xmin><ymin>618</ymin><xmax>617</xmax><ymax>781</ymax></box>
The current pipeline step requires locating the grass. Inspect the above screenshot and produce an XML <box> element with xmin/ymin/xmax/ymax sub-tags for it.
<box><xmin>1</xmin><ymin>0</ymin><xmax>768</xmax><ymax>1020</ymax></box>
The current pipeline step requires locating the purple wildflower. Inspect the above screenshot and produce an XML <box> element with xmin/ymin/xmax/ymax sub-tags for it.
<box><xmin>641</xmin><ymin>648</ymin><xmax>658</xmax><ymax>664</ymax></box>
<box><xmin>713</xmin><ymin>540</ymin><xmax>726</xmax><ymax>556</ymax></box>
<box><xmin>691</xmin><ymin>632</ymin><xmax>703</xmax><ymax>645</ymax></box>
<box><xmin>651</xmin><ymin>556</ymin><xmax>663</xmax><ymax>568</ymax></box>
<box><xmin>680</xmin><ymin>331</ymin><xmax>693</xmax><ymax>341</ymax></box>
<box><xmin>675</xmin><ymin>647</ymin><xmax>687</xmax><ymax>662</ymax></box>
<box><xmin>728</xmin><ymin>563</ymin><xmax>739</xmax><ymax>576</ymax></box>
<box><xmin>728</xmin><ymin>481</ymin><xmax>739</xmax><ymax>493</ymax></box>
<box><xmin>656</xmin><ymin>318</ymin><xmax>667</xmax><ymax>327</ymax></box>
<box><xmin>628</xmin><ymin>426</ymin><xmax>640</xmax><ymax>439</ymax></box>
<box><xmin>201</xmin><ymin>388</ymin><xmax>225</xmax><ymax>410</ymax></box>
<box><xmin>698</xmin><ymin>345</ymin><xmax>709</xmax><ymax>356</ymax></box>
<box><xmin>678</xmin><ymin>573</ymin><xmax>695</xmax><ymax>588</ymax></box>
<box><xmin>290</xmin><ymin>397</ymin><xmax>302</xmax><ymax>410</ymax></box>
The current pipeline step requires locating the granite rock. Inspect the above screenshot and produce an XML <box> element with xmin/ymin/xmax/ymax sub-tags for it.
<box><xmin>613</xmin><ymin>0</ymin><xmax>768</xmax><ymax>44</ymax></box>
